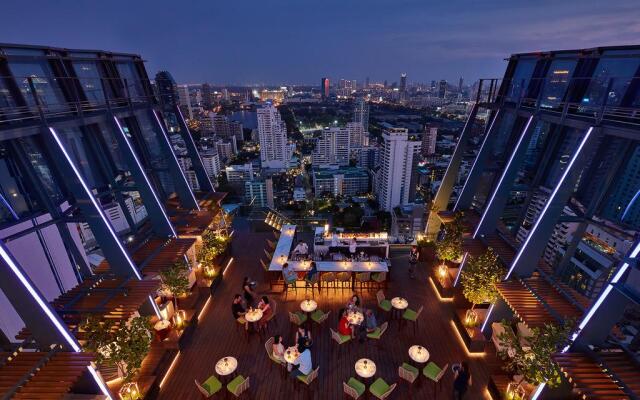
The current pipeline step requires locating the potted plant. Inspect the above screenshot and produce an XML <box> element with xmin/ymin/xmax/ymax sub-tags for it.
<box><xmin>435</xmin><ymin>211</ymin><xmax>464</xmax><ymax>266</ymax></box>
<box><xmin>160</xmin><ymin>261</ymin><xmax>191</xmax><ymax>312</ymax></box>
<box><xmin>82</xmin><ymin>316</ymin><xmax>152</xmax><ymax>383</ymax></box>
<box><xmin>199</xmin><ymin>229</ymin><xmax>230</xmax><ymax>267</ymax></box>
<box><xmin>496</xmin><ymin>319</ymin><xmax>574</xmax><ymax>392</ymax></box>
<box><xmin>459</xmin><ymin>247</ymin><xmax>504</xmax><ymax>325</ymax></box>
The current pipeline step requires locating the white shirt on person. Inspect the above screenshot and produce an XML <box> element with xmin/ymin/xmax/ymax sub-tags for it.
<box><xmin>294</xmin><ymin>349</ymin><xmax>312</xmax><ymax>375</ymax></box>
<box><xmin>294</xmin><ymin>242</ymin><xmax>308</xmax><ymax>255</ymax></box>
<box><xmin>349</xmin><ymin>239</ymin><xmax>357</xmax><ymax>254</ymax></box>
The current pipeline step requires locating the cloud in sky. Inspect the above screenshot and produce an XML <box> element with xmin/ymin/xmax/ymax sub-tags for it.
<box><xmin>0</xmin><ymin>0</ymin><xmax>637</xmax><ymax>85</ymax></box>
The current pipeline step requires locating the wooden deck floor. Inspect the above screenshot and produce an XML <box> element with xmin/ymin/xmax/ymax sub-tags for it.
<box><xmin>157</xmin><ymin>220</ymin><xmax>494</xmax><ymax>399</ymax></box>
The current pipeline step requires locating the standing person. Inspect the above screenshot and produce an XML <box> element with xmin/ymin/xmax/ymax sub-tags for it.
<box><xmin>408</xmin><ymin>245</ymin><xmax>420</xmax><ymax>279</ymax></box>
<box><xmin>453</xmin><ymin>362</ymin><xmax>471</xmax><ymax>399</ymax></box>
<box><xmin>349</xmin><ymin>236</ymin><xmax>357</xmax><ymax>258</ymax></box>
<box><xmin>293</xmin><ymin>240</ymin><xmax>309</xmax><ymax>259</ymax></box>
<box><xmin>242</xmin><ymin>276</ymin><xmax>256</xmax><ymax>307</ymax></box>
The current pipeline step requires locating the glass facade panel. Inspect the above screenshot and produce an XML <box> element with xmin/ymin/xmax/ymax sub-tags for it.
<box><xmin>539</xmin><ymin>59</ymin><xmax>577</xmax><ymax>109</ymax></box>
<box><xmin>18</xmin><ymin>136</ymin><xmax>66</xmax><ymax>205</ymax></box>
<box><xmin>55</xmin><ymin>126</ymin><xmax>106</xmax><ymax>189</ymax></box>
<box><xmin>7</xmin><ymin>60</ymin><xmax>68</xmax><ymax>112</ymax></box>
<box><xmin>0</xmin><ymin>143</ymin><xmax>30</xmax><ymax>221</ymax></box>
<box><xmin>505</xmin><ymin>58</ymin><xmax>536</xmax><ymax>102</ymax></box>
<box><xmin>0</xmin><ymin>77</ymin><xmax>19</xmax><ymax>110</ymax></box>
<box><xmin>71</xmin><ymin>61</ymin><xmax>105</xmax><ymax>105</ymax></box>
<box><xmin>543</xmin><ymin>127</ymin><xmax>582</xmax><ymax>188</ymax></box>
<box><xmin>115</xmin><ymin>62</ymin><xmax>144</xmax><ymax>99</ymax></box>
<box><xmin>601</xmin><ymin>144</ymin><xmax>640</xmax><ymax>229</ymax></box>
<box><xmin>581</xmin><ymin>53</ymin><xmax>640</xmax><ymax>108</ymax></box>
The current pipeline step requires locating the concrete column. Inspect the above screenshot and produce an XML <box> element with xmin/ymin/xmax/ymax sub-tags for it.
<box><xmin>0</xmin><ymin>240</ymin><xmax>79</xmax><ymax>351</ymax></box>
<box><xmin>425</xmin><ymin>104</ymin><xmax>479</xmax><ymax>239</ymax></box>
<box><xmin>151</xmin><ymin>110</ymin><xmax>200</xmax><ymax>210</ymax></box>
<box><xmin>455</xmin><ymin>110</ymin><xmax>502</xmax><ymax>211</ymax></box>
<box><xmin>174</xmin><ymin>105</ymin><xmax>214</xmax><ymax>192</ymax></box>
<box><xmin>111</xmin><ymin>115</ymin><xmax>176</xmax><ymax>238</ymax></box>
<box><xmin>474</xmin><ymin>115</ymin><xmax>536</xmax><ymax>238</ymax></box>
<box><xmin>505</xmin><ymin>127</ymin><xmax>597</xmax><ymax>279</ymax></box>
<box><xmin>44</xmin><ymin>126</ymin><xmax>142</xmax><ymax>279</ymax></box>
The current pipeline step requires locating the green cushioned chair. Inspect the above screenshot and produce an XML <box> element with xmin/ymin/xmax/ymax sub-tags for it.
<box><xmin>343</xmin><ymin>377</ymin><xmax>366</xmax><ymax>399</ymax></box>
<box><xmin>402</xmin><ymin>305</ymin><xmax>424</xmax><ymax>335</ymax></box>
<box><xmin>289</xmin><ymin>311</ymin><xmax>307</xmax><ymax>326</ymax></box>
<box><xmin>369</xmin><ymin>377</ymin><xmax>397</xmax><ymax>399</ymax></box>
<box><xmin>296</xmin><ymin>365</ymin><xmax>319</xmax><ymax>386</ymax></box>
<box><xmin>423</xmin><ymin>361</ymin><xmax>448</xmax><ymax>395</ymax></box>
<box><xmin>376</xmin><ymin>290</ymin><xmax>392</xmax><ymax>312</ymax></box>
<box><xmin>366</xmin><ymin>321</ymin><xmax>389</xmax><ymax>340</ymax></box>
<box><xmin>226</xmin><ymin>375</ymin><xmax>250</xmax><ymax>397</ymax></box>
<box><xmin>195</xmin><ymin>375</ymin><xmax>222</xmax><ymax>398</ymax></box>
<box><xmin>402</xmin><ymin>362</ymin><xmax>419</xmax><ymax>376</ymax></box>
<box><xmin>311</xmin><ymin>309</ymin><xmax>330</xmax><ymax>325</ymax></box>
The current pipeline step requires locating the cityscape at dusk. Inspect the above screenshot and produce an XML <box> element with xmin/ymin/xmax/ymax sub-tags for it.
<box><xmin>0</xmin><ymin>1</ymin><xmax>640</xmax><ymax>399</ymax></box>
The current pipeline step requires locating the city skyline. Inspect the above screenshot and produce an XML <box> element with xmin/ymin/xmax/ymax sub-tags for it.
<box><xmin>1</xmin><ymin>0</ymin><xmax>638</xmax><ymax>85</ymax></box>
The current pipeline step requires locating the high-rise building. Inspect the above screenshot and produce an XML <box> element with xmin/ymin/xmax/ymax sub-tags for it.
<box><xmin>427</xmin><ymin>47</ymin><xmax>640</xmax><ymax>395</ymax></box>
<box><xmin>347</xmin><ymin>122</ymin><xmax>367</xmax><ymax>149</ymax></box>
<box><xmin>365</xmin><ymin>76</ymin><xmax>370</xmax><ymax>88</ymax></box>
<box><xmin>178</xmin><ymin>84</ymin><xmax>194</xmax><ymax>119</ymax></box>
<box><xmin>321</xmin><ymin>77</ymin><xmax>330</xmax><ymax>99</ymax></box>
<box><xmin>257</xmin><ymin>105</ymin><xmax>290</xmax><ymax>169</ymax></box>
<box><xmin>430</xmin><ymin>80</ymin><xmax>436</xmax><ymax>91</ymax></box>
<box><xmin>458</xmin><ymin>76</ymin><xmax>464</xmax><ymax>93</ymax></box>
<box><xmin>313</xmin><ymin>166</ymin><xmax>370</xmax><ymax>197</ymax></box>
<box><xmin>201</xmin><ymin>82</ymin><xmax>212</xmax><ymax>109</ymax></box>
<box><xmin>312</xmin><ymin>127</ymin><xmax>350</xmax><ymax>166</ymax></box>
<box><xmin>438</xmin><ymin>79</ymin><xmax>447</xmax><ymax>98</ymax></box>
<box><xmin>421</xmin><ymin>125</ymin><xmax>438</xmax><ymax>156</ymax></box>
<box><xmin>155</xmin><ymin>71</ymin><xmax>179</xmax><ymax>111</ymax></box>
<box><xmin>376</xmin><ymin>128</ymin><xmax>421</xmax><ymax>211</ymax></box>
<box><xmin>0</xmin><ymin>43</ymin><xmax>217</xmax><ymax>396</ymax></box>
<box><xmin>399</xmin><ymin>73</ymin><xmax>407</xmax><ymax>102</ymax></box>
<box><xmin>337</xmin><ymin>79</ymin><xmax>357</xmax><ymax>97</ymax></box>
<box><xmin>353</xmin><ymin>98</ymin><xmax>370</xmax><ymax>131</ymax></box>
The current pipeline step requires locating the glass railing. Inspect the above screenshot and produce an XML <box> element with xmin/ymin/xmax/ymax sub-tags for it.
<box><xmin>0</xmin><ymin>75</ymin><xmax>157</xmax><ymax>125</ymax></box>
<box><xmin>477</xmin><ymin>76</ymin><xmax>640</xmax><ymax>126</ymax></box>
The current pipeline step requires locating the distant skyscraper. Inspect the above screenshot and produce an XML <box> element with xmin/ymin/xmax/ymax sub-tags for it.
<box><xmin>347</xmin><ymin>122</ymin><xmax>366</xmax><ymax>149</ymax></box>
<box><xmin>337</xmin><ymin>79</ymin><xmax>356</xmax><ymax>97</ymax></box>
<box><xmin>321</xmin><ymin>77</ymin><xmax>330</xmax><ymax>99</ymax></box>
<box><xmin>438</xmin><ymin>80</ymin><xmax>447</xmax><ymax>98</ymax></box>
<box><xmin>257</xmin><ymin>105</ymin><xmax>290</xmax><ymax>169</ymax></box>
<box><xmin>353</xmin><ymin>98</ymin><xmax>370</xmax><ymax>131</ymax></box>
<box><xmin>421</xmin><ymin>125</ymin><xmax>438</xmax><ymax>156</ymax></box>
<box><xmin>201</xmin><ymin>83</ymin><xmax>212</xmax><ymax>109</ymax></box>
<box><xmin>155</xmin><ymin>71</ymin><xmax>179</xmax><ymax>111</ymax></box>
<box><xmin>178</xmin><ymin>84</ymin><xmax>194</xmax><ymax>119</ymax></box>
<box><xmin>376</xmin><ymin>128</ymin><xmax>421</xmax><ymax>211</ymax></box>
<box><xmin>399</xmin><ymin>73</ymin><xmax>407</xmax><ymax>102</ymax></box>
<box><xmin>458</xmin><ymin>76</ymin><xmax>464</xmax><ymax>93</ymax></box>
<box><xmin>430</xmin><ymin>80</ymin><xmax>436</xmax><ymax>91</ymax></box>
<box><xmin>365</xmin><ymin>76</ymin><xmax>370</xmax><ymax>88</ymax></box>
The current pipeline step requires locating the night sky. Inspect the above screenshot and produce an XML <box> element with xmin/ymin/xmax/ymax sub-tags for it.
<box><xmin>1</xmin><ymin>0</ymin><xmax>638</xmax><ymax>85</ymax></box>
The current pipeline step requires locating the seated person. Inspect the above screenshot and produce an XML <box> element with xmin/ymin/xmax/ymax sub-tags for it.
<box><xmin>346</xmin><ymin>295</ymin><xmax>362</xmax><ymax>313</ymax></box>
<box><xmin>257</xmin><ymin>295</ymin><xmax>272</xmax><ymax>330</ymax></box>
<box><xmin>338</xmin><ymin>309</ymin><xmax>355</xmax><ymax>338</ymax></box>
<box><xmin>364</xmin><ymin>309</ymin><xmax>378</xmax><ymax>333</ymax></box>
<box><xmin>305</xmin><ymin>261</ymin><xmax>318</xmax><ymax>283</ymax></box>
<box><xmin>282</xmin><ymin>262</ymin><xmax>297</xmax><ymax>284</ymax></box>
<box><xmin>232</xmin><ymin>294</ymin><xmax>247</xmax><ymax>330</ymax></box>
<box><xmin>272</xmin><ymin>335</ymin><xmax>286</xmax><ymax>362</ymax></box>
<box><xmin>290</xmin><ymin>340</ymin><xmax>312</xmax><ymax>378</ymax></box>
<box><xmin>293</xmin><ymin>240</ymin><xmax>309</xmax><ymax>257</ymax></box>
<box><xmin>295</xmin><ymin>326</ymin><xmax>312</xmax><ymax>348</ymax></box>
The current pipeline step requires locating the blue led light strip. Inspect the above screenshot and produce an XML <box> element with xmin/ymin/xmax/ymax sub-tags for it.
<box><xmin>49</xmin><ymin>127</ymin><xmax>142</xmax><ymax>280</ymax></box>
<box><xmin>505</xmin><ymin>127</ymin><xmax>593</xmax><ymax>280</ymax></box>
<box><xmin>480</xmin><ymin>303</ymin><xmax>495</xmax><ymax>332</ymax></box>
<box><xmin>453</xmin><ymin>252</ymin><xmax>468</xmax><ymax>287</ymax></box>
<box><xmin>152</xmin><ymin>110</ymin><xmax>200</xmax><ymax>211</ymax></box>
<box><xmin>621</xmin><ymin>188</ymin><xmax>640</xmax><ymax>222</ymax></box>
<box><xmin>0</xmin><ymin>242</ymin><xmax>80</xmax><ymax>351</ymax></box>
<box><xmin>454</xmin><ymin>110</ymin><xmax>500</xmax><ymax>211</ymax></box>
<box><xmin>474</xmin><ymin>116</ymin><xmax>534</xmax><ymax>238</ymax></box>
<box><xmin>176</xmin><ymin>107</ymin><xmax>215</xmax><ymax>191</ymax></box>
<box><xmin>112</xmin><ymin>116</ymin><xmax>177</xmax><ymax>237</ymax></box>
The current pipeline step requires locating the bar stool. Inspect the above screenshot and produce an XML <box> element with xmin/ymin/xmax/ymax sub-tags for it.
<box><xmin>321</xmin><ymin>272</ymin><xmax>337</xmax><ymax>293</ymax></box>
<box><xmin>370</xmin><ymin>272</ymin><xmax>387</xmax><ymax>290</ymax></box>
<box><xmin>305</xmin><ymin>273</ymin><xmax>320</xmax><ymax>298</ymax></box>
<box><xmin>336</xmin><ymin>272</ymin><xmax>352</xmax><ymax>292</ymax></box>
<box><xmin>355</xmin><ymin>272</ymin><xmax>371</xmax><ymax>292</ymax></box>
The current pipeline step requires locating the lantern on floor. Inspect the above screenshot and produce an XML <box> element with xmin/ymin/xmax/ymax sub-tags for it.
<box><xmin>506</xmin><ymin>382</ymin><xmax>525</xmax><ymax>400</ymax></box>
<box><xmin>438</xmin><ymin>264</ymin><xmax>448</xmax><ymax>282</ymax></box>
<box><xmin>119</xmin><ymin>382</ymin><xmax>141</xmax><ymax>400</ymax></box>
<box><xmin>464</xmin><ymin>309</ymin><xmax>478</xmax><ymax>327</ymax></box>
<box><xmin>203</xmin><ymin>265</ymin><xmax>215</xmax><ymax>279</ymax></box>
<box><xmin>174</xmin><ymin>309</ymin><xmax>187</xmax><ymax>330</ymax></box>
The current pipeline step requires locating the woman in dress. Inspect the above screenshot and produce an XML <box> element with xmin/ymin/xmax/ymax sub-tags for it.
<box><xmin>272</xmin><ymin>335</ymin><xmax>286</xmax><ymax>362</ymax></box>
<box><xmin>408</xmin><ymin>245</ymin><xmax>420</xmax><ymax>279</ymax></box>
<box><xmin>257</xmin><ymin>295</ymin><xmax>272</xmax><ymax>330</ymax></box>
<box><xmin>295</xmin><ymin>325</ymin><xmax>312</xmax><ymax>348</ymax></box>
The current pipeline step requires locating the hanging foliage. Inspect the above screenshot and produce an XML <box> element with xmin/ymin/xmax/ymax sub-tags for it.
<box><xmin>82</xmin><ymin>316</ymin><xmax>153</xmax><ymax>382</ymax></box>
<box><xmin>435</xmin><ymin>212</ymin><xmax>464</xmax><ymax>262</ymax></box>
<box><xmin>496</xmin><ymin>319</ymin><xmax>575</xmax><ymax>388</ymax></box>
<box><xmin>460</xmin><ymin>247</ymin><xmax>504</xmax><ymax>306</ymax></box>
<box><xmin>198</xmin><ymin>229</ymin><xmax>230</xmax><ymax>267</ymax></box>
<box><xmin>160</xmin><ymin>261</ymin><xmax>190</xmax><ymax>300</ymax></box>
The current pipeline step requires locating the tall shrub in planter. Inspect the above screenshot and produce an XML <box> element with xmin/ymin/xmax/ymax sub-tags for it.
<box><xmin>435</xmin><ymin>212</ymin><xmax>464</xmax><ymax>264</ymax></box>
<box><xmin>459</xmin><ymin>247</ymin><xmax>504</xmax><ymax>325</ymax></box>
<box><xmin>160</xmin><ymin>261</ymin><xmax>190</xmax><ymax>309</ymax></box>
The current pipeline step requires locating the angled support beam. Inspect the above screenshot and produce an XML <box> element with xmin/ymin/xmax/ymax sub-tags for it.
<box><xmin>425</xmin><ymin>103</ymin><xmax>479</xmax><ymax>238</ymax></box>
<box><xmin>505</xmin><ymin>127</ymin><xmax>597</xmax><ymax>279</ymax></box>
<box><xmin>0</xmin><ymin>240</ymin><xmax>80</xmax><ymax>351</ymax></box>
<box><xmin>43</xmin><ymin>126</ymin><xmax>142</xmax><ymax>279</ymax></box>
<box><xmin>454</xmin><ymin>110</ymin><xmax>501</xmax><ymax>211</ymax></box>
<box><xmin>474</xmin><ymin>115</ymin><xmax>536</xmax><ymax>238</ymax></box>
<box><xmin>151</xmin><ymin>110</ymin><xmax>200</xmax><ymax>210</ymax></box>
<box><xmin>174</xmin><ymin>105</ymin><xmax>214</xmax><ymax>192</ymax></box>
<box><xmin>110</xmin><ymin>115</ymin><xmax>176</xmax><ymax>238</ymax></box>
